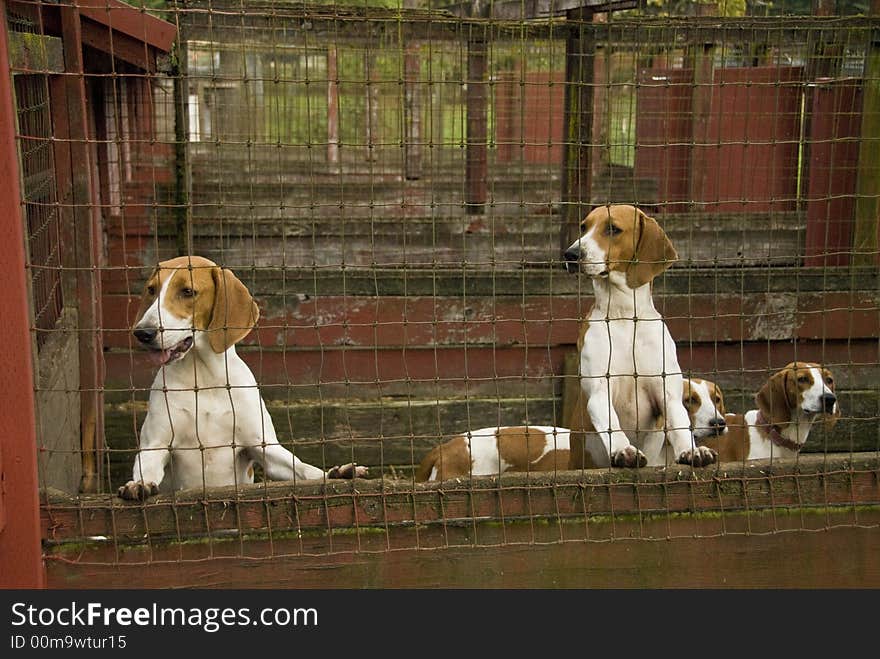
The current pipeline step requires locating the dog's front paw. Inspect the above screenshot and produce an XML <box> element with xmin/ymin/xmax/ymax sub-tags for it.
<box><xmin>677</xmin><ymin>446</ymin><xmax>717</xmax><ymax>467</ymax></box>
<box><xmin>327</xmin><ymin>463</ymin><xmax>368</xmax><ymax>479</ymax></box>
<box><xmin>610</xmin><ymin>446</ymin><xmax>647</xmax><ymax>468</ymax></box>
<box><xmin>117</xmin><ymin>480</ymin><xmax>159</xmax><ymax>500</ymax></box>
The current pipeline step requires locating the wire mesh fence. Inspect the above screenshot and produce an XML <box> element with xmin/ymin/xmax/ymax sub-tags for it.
<box><xmin>7</xmin><ymin>0</ymin><xmax>880</xmax><ymax>582</ymax></box>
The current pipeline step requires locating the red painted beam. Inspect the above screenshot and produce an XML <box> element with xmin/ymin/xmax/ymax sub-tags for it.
<box><xmin>0</xmin><ymin>0</ymin><xmax>45</xmax><ymax>588</ymax></box>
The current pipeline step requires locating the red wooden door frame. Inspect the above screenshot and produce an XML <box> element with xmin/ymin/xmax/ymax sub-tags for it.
<box><xmin>0</xmin><ymin>0</ymin><xmax>46</xmax><ymax>588</ymax></box>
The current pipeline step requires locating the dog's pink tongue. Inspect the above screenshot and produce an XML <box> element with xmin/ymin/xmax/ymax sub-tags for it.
<box><xmin>148</xmin><ymin>349</ymin><xmax>173</xmax><ymax>366</ymax></box>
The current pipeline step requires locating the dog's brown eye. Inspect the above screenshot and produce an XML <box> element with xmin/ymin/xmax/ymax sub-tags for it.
<box><xmin>180</xmin><ymin>287</ymin><xmax>195</xmax><ymax>298</ymax></box>
<box><xmin>825</xmin><ymin>376</ymin><xmax>834</xmax><ymax>385</ymax></box>
<box><xmin>146</xmin><ymin>285</ymin><xmax>156</xmax><ymax>296</ymax></box>
<box><xmin>798</xmin><ymin>375</ymin><xmax>810</xmax><ymax>384</ymax></box>
<box><xmin>606</xmin><ymin>224</ymin><xmax>622</xmax><ymax>236</ymax></box>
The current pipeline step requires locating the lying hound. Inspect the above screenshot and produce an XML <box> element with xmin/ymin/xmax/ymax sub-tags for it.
<box><xmin>414</xmin><ymin>426</ymin><xmax>570</xmax><ymax>482</ymax></box>
<box><xmin>698</xmin><ymin>361</ymin><xmax>839</xmax><ymax>462</ymax></box>
<box><xmin>562</xmin><ymin>205</ymin><xmax>717</xmax><ymax>469</ymax></box>
<box><xmin>118</xmin><ymin>256</ymin><xmax>367</xmax><ymax>500</ymax></box>
<box><xmin>415</xmin><ymin>380</ymin><xmax>725</xmax><ymax>481</ymax></box>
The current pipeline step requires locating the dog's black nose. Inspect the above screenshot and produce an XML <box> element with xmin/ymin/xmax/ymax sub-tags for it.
<box><xmin>563</xmin><ymin>248</ymin><xmax>580</xmax><ymax>263</ymax></box>
<box><xmin>709</xmin><ymin>417</ymin><xmax>727</xmax><ymax>434</ymax></box>
<box><xmin>821</xmin><ymin>393</ymin><xmax>837</xmax><ymax>414</ymax></box>
<box><xmin>133</xmin><ymin>328</ymin><xmax>157</xmax><ymax>345</ymax></box>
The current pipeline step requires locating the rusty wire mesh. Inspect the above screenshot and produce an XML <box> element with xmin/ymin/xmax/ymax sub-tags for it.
<box><xmin>9</xmin><ymin>0</ymin><xmax>880</xmax><ymax>577</ymax></box>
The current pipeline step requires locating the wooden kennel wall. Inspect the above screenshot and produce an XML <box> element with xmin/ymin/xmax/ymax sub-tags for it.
<box><xmin>2</xmin><ymin>1</ymin><xmax>880</xmax><ymax>588</ymax></box>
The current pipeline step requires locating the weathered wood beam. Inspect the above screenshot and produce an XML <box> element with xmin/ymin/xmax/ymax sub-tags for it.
<box><xmin>853</xmin><ymin>9</ymin><xmax>880</xmax><ymax>266</ymax></box>
<box><xmin>39</xmin><ymin>452</ymin><xmax>880</xmax><ymax>544</ymax></box>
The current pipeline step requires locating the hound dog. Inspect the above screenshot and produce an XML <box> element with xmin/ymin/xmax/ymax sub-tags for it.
<box><xmin>118</xmin><ymin>256</ymin><xmax>367</xmax><ymax>500</ymax></box>
<box><xmin>414</xmin><ymin>426</ymin><xmax>570</xmax><ymax>482</ymax></box>
<box><xmin>698</xmin><ymin>361</ymin><xmax>839</xmax><ymax>462</ymax></box>
<box><xmin>415</xmin><ymin>380</ymin><xmax>725</xmax><ymax>481</ymax></box>
<box><xmin>683</xmin><ymin>377</ymin><xmax>727</xmax><ymax>440</ymax></box>
<box><xmin>562</xmin><ymin>205</ymin><xmax>717</xmax><ymax>469</ymax></box>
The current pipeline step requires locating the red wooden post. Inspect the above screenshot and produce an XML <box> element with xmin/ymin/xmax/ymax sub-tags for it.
<box><xmin>687</xmin><ymin>3</ymin><xmax>717</xmax><ymax>210</ymax></box>
<box><xmin>58</xmin><ymin>5</ymin><xmax>105</xmax><ymax>493</ymax></box>
<box><xmin>0</xmin><ymin>0</ymin><xmax>46</xmax><ymax>588</ymax></box>
<box><xmin>561</xmin><ymin>8</ymin><xmax>594</xmax><ymax>249</ymax></box>
<box><xmin>327</xmin><ymin>46</ymin><xmax>339</xmax><ymax>165</ymax></box>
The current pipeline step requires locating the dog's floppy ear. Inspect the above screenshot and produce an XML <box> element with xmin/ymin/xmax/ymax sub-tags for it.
<box><xmin>626</xmin><ymin>209</ymin><xmax>678</xmax><ymax>289</ymax></box>
<box><xmin>756</xmin><ymin>366</ymin><xmax>794</xmax><ymax>427</ymax></box>
<box><xmin>208</xmin><ymin>266</ymin><xmax>260</xmax><ymax>353</ymax></box>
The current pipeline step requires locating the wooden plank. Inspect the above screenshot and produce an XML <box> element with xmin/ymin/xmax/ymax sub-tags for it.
<box><xmin>100</xmin><ymin>289</ymin><xmax>880</xmax><ymax>350</ymax></box>
<box><xmin>101</xmin><ymin>338</ymin><xmax>880</xmax><ymax>402</ymax></box>
<box><xmin>76</xmin><ymin>0</ymin><xmax>177</xmax><ymax>53</ymax></box>
<box><xmin>58</xmin><ymin>6</ymin><xmax>105</xmax><ymax>494</ymax></box>
<box><xmin>465</xmin><ymin>34</ymin><xmax>488</xmax><ymax>213</ymax></box>
<box><xmin>79</xmin><ymin>17</ymin><xmax>156</xmax><ymax>72</ymax></box>
<box><xmin>39</xmin><ymin>453</ymin><xmax>880</xmax><ymax>545</ymax></box>
<box><xmin>44</xmin><ymin>507</ymin><xmax>880</xmax><ymax>588</ymax></box>
<box><xmin>853</xmin><ymin>30</ymin><xmax>880</xmax><ymax>266</ymax></box>
<box><xmin>7</xmin><ymin>32</ymin><xmax>64</xmax><ymax>74</ymax></box>
<box><xmin>561</xmin><ymin>8</ymin><xmax>594</xmax><ymax>250</ymax></box>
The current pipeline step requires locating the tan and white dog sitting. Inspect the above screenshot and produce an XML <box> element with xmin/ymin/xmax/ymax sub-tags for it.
<box><xmin>415</xmin><ymin>380</ymin><xmax>725</xmax><ymax>481</ymax></box>
<box><xmin>118</xmin><ymin>256</ymin><xmax>367</xmax><ymax>500</ymax></box>
<box><xmin>698</xmin><ymin>362</ymin><xmax>839</xmax><ymax>463</ymax></box>
<box><xmin>562</xmin><ymin>205</ymin><xmax>717</xmax><ymax>469</ymax></box>
<box><xmin>415</xmin><ymin>426</ymin><xmax>570</xmax><ymax>482</ymax></box>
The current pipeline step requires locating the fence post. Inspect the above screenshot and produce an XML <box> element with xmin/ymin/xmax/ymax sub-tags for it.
<box><xmin>404</xmin><ymin>39</ymin><xmax>422</xmax><ymax>180</ymax></box>
<box><xmin>328</xmin><ymin>45</ymin><xmax>340</xmax><ymax>166</ymax></box>
<box><xmin>0</xmin><ymin>0</ymin><xmax>45</xmax><ymax>588</ymax></box>
<box><xmin>58</xmin><ymin>6</ymin><xmax>105</xmax><ymax>493</ymax></box>
<box><xmin>687</xmin><ymin>3</ymin><xmax>716</xmax><ymax>210</ymax></box>
<box><xmin>853</xmin><ymin>1</ymin><xmax>880</xmax><ymax>266</ymax></box>
<box><xmin>561</xmin><ymin>7</ymin><xmax>594</xmax><ymax>250</ymax></box>
<box><xmin>466</xmin><ymin>32</ymin><xmax>487</xmax><ymax>214</ymax></box>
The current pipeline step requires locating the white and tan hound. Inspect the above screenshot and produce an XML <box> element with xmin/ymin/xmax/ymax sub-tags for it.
<box><xmin>699</xmin><ymin>362</ymin><xmax>839</xmax><ymax>463</ymax></box>
<box><xmin>118</xmin><ymin>256</ymin><xmax>367</xmax><ymax>500</ymax></box>
<box><xmin>562</xmin><ymin>205</ymin><xmax>717</xmax><ymax>469</ymax></box>
<box><xmin>683</xmin><ymin>377</ymin><xmax>727</xmax><ymax>440</ymax></box>
<box><xmin>415</xmin><ymin>426</ymin><xmax>570</xmax><ymax>481</ymax></box>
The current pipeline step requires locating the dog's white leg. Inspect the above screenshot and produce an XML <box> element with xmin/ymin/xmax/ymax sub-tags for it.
<box><xmin>663</xmin><ymin>388</ymin><xmax>717</xmax><ymax>467</ymax></box>
<box><xmin>657</xmin><ymin>331</ymin><xmax>717</xmax><ymax>467</ymax></box>
<box><xmin>583</xmin><ymin>377</ymin><xmax>647</xmax><ymax>468</ymax></box>
<box><xmin>118</xmin><ymin>410</ymin><xmax>172</xmax><ymax>500</ymax></box>
<box><xmin>255</xmin><ymin>442</ymin><xmax>325</xmax><ymax>481</ymax></box>
<box><xmin>252</xmin><ymin>442</ymin><xmax>369</xmax><ymax>482</ymax></box>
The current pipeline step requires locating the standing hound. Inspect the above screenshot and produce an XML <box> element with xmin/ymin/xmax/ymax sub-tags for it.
<box><xmin>562</xmin><ymin>205</ymin><xmax>718</xmax><ymax>469</ymax></box>
<box><xmin>415</xmin><ymin>379</ymin><xmax>726</xmax><ymax>481</ymax></box>
<box><xmin>118</xmin><ymin>256</ymin><xmax>367</xmax><ymax>500</ymax></box>
<box><xmin>698</xmin><ymin>362</ymin><xmax>839</xmax><ymax>462</ymax></box>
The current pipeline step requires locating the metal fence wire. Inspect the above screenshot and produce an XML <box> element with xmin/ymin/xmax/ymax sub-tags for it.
<box><xmin>10</xmin><ymin>0</ymin><xmax>880</xmax><ymax>582</ymax></box>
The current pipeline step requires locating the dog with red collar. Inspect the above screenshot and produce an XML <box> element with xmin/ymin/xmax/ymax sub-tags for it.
<box><xmin>698</xmin><ymin>362</ymin><xmax>839</xmax><ymax>462</ymax></box>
